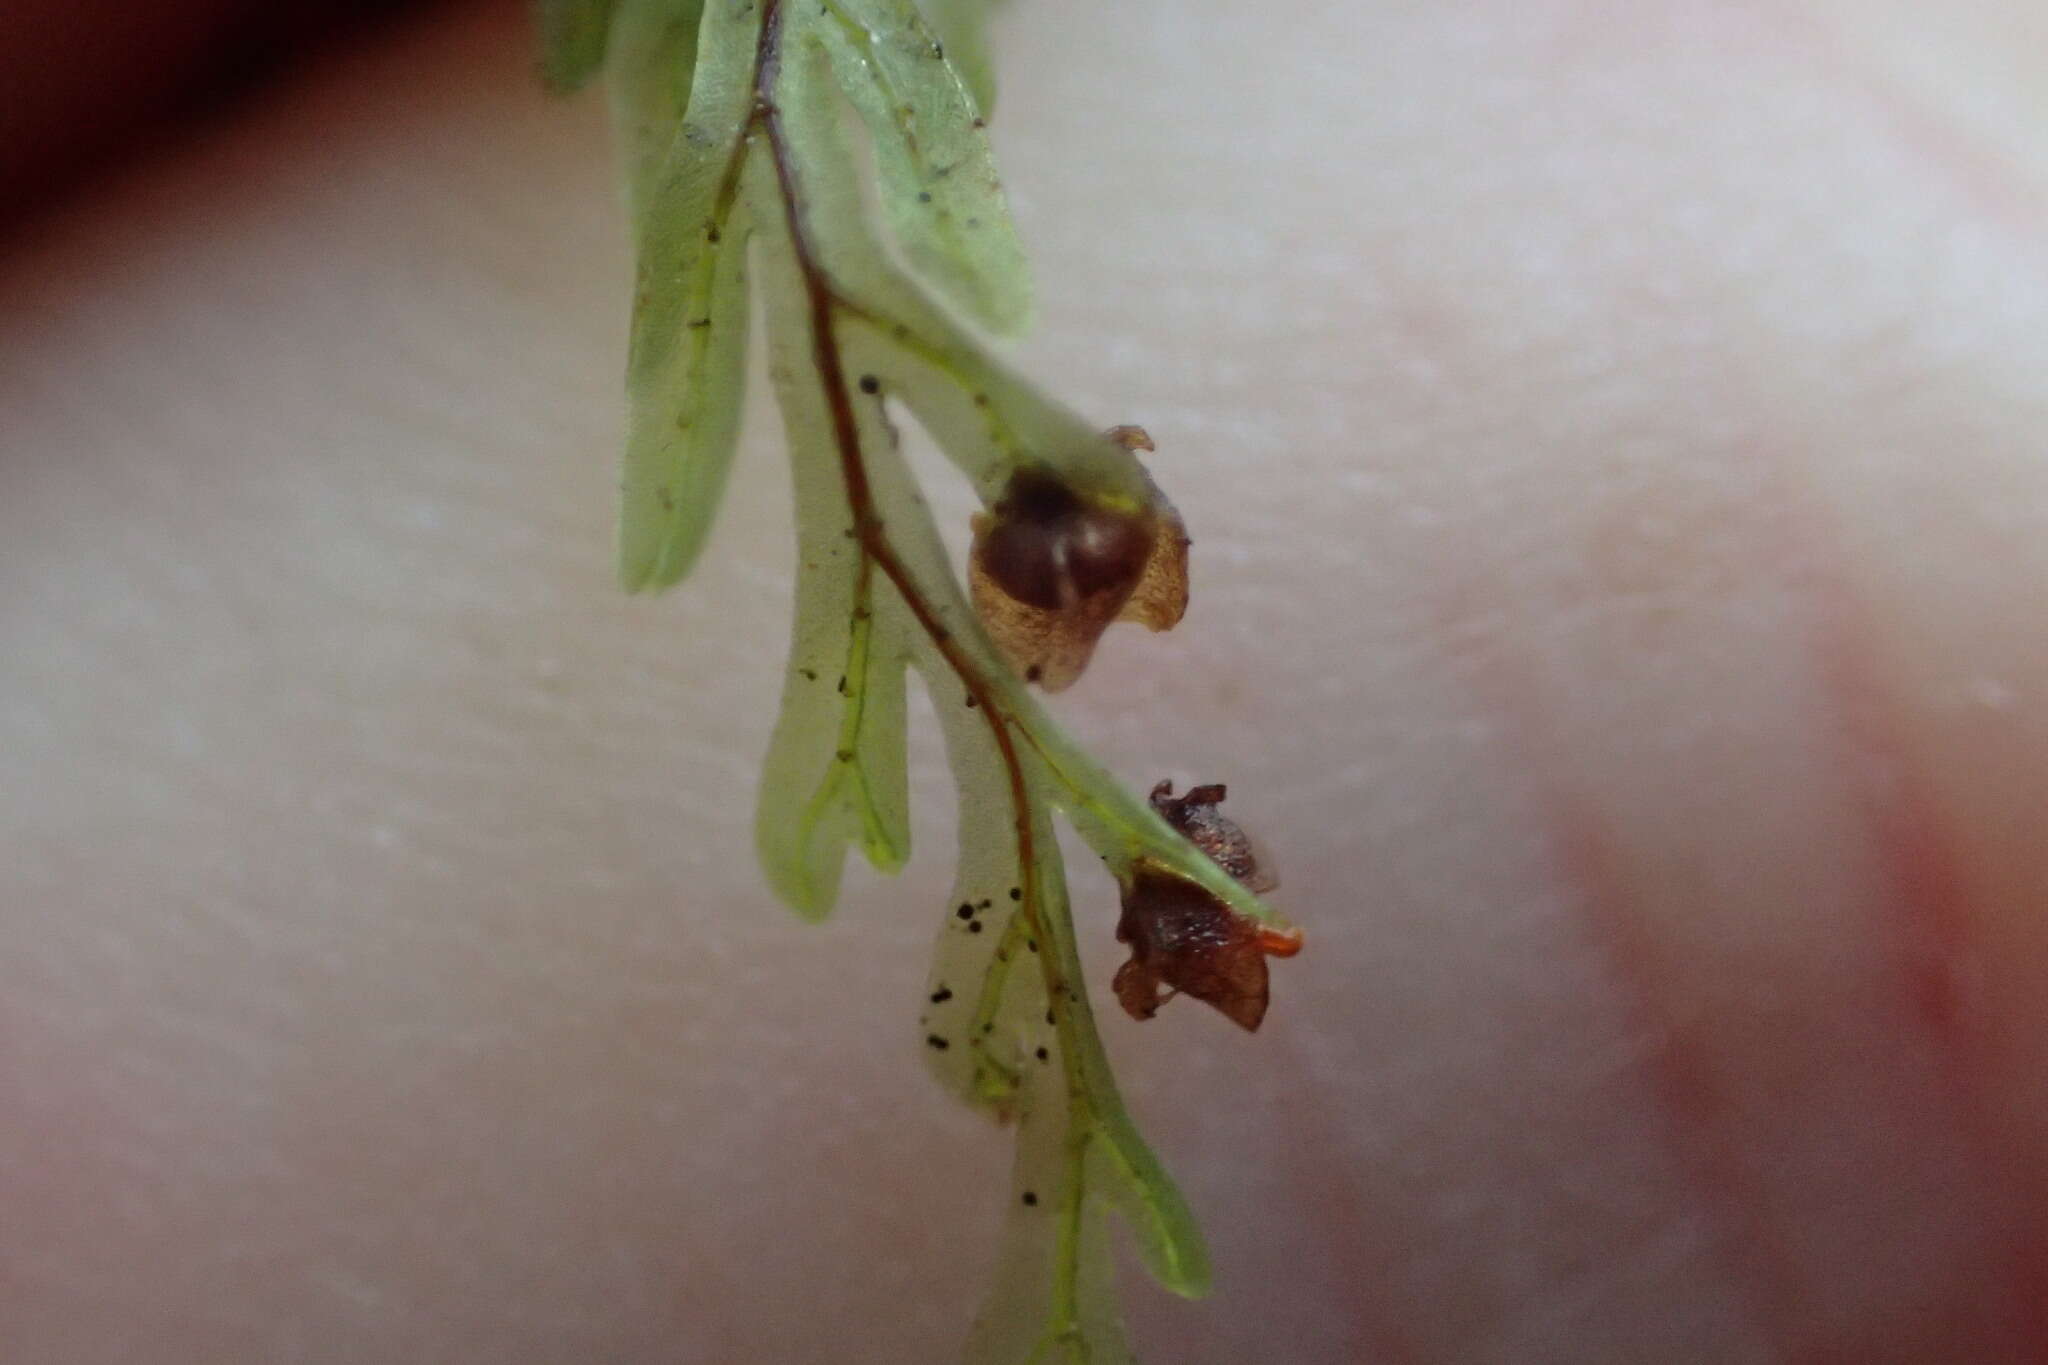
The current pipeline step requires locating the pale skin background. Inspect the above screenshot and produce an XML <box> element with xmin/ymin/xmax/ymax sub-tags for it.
<box><xmin>6</xmin><ymin>1</ymin><xmax>2048</xmax><ymax>1361</ymax></box>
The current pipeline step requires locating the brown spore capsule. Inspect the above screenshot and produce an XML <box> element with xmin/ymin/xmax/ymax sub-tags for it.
<box><xmin>974</xmin><ymin>467</ymin><xmax>1152</xmax><ymax>612</ymax></box>
<box><xmin>1149</xmin><ymin>780</ymin><xmax>1278</xmax><ymax>895</ymax></box>
<box><xmin>1112</xmin><ymin>864</ymin><xmax>1281</xmax><ymax>1031</ymax></box>
<box><xmin>967</xmin><ymin>438</ymin><xmax>1189</xmax><ymax>691</ymax></box>
<box><xmin>1114</xmin><ymin>782</ymin><xmax>1300</xmax><ymax>1030</ymax></box>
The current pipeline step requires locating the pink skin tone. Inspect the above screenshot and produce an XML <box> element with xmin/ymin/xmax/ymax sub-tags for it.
<box><xmin>6</xmin><ymin>1</ymin><xmax>2048</xmax><ymax>1361</ymax></box>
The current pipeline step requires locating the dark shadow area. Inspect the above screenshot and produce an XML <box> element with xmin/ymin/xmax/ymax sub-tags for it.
<box><xmin>2</xmin><ymin>0</ymin><xmax>434</xmax><ymax>240</ymax></box>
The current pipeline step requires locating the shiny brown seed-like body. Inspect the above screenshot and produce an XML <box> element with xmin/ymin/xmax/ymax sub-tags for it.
<box><xmin>966</xmin><ymin>438</ymin><xmax>1188</xmax><ymax>691</ymax></box>
<box><xmin>974</xmin><ymin>467</ymin><xmax>1153</xmax><ymax>613</ymax></box>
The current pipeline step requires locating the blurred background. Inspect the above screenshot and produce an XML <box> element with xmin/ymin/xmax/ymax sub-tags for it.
<box><xmin>8</xmin><ymin>3</ymin><xmax>2048</xmax><ymax>1363</ymax></box>
<box><xmin>3</xmin><ymin>0</ymin><xmax>421</xmax><ymax>223</ymax></box>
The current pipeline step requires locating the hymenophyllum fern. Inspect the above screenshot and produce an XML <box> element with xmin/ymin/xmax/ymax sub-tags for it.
<box><xmin>538</xmin><ymin>2</ymin><xmax>1303</xmax><ymax>1358</ymax></box>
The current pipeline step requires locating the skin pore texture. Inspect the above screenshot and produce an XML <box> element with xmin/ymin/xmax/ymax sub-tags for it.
<box><xmin>5</xmin><ymin>1</ymin><xmax>2048</xmax><ymax>1361</ymax></box>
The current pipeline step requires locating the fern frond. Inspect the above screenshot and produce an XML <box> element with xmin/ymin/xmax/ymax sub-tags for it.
<box><xmin>541</xmin><ymin>2</ymin><xmax>1301</xmax><ymax>1358</ymax></box>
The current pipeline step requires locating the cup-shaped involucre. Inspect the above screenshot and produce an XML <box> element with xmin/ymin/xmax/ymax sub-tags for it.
<box><xmin>1114</xmin><ymin>783</ymin><xmax>1301</xmax><ymax>1031</ymax></box>
<box><xmin>1114</xmin><ymin>864</ymin><xmax>1279</xmax><ymax>1031</ymax></box>
<box><xmin>968</xmin><ymin>464</ymin><xmax>1189</xmax><ymax>691</ymax></box>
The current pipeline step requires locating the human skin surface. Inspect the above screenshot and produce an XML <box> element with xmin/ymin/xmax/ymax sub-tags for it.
<box><xmin>5</xmin><ymin>1</ymin><xmax>2048</xmax><ymax>1361</ymax></box>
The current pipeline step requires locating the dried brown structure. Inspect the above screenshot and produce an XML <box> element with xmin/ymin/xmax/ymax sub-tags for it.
<box><xmin>966</xmin><ymin>434</ymin><xmax>1188</xmax><ymax>691</ymax></box>
<box><xmin>1148</xmin><ymin>780</ymin><xmax>1278</xmax><ymax>893</ymax></box>
<box><xmin>1114</xmin><ymin>784</ymin><xmax>1302</xmax><ymax>1031</ymax></box>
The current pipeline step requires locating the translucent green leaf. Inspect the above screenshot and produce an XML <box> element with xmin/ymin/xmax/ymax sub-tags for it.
<box><xmin>750</xmin><ymin>197</ymin><xmax>913</xmax><ymax>919</ymax></box>
<box><xmin>965</xmin><ymin>1063</ymin><xmax>1134</xmax><ymax>1365</ymax></box>
<box><xmin>615</xmin><ymin>1</ymin><xmax>759</xmax><ymax>593</ymax></box>
<box><xmin>807</xmin><ymin>0</ymin><xmax>1031</xmax><ymax>334</ymax></box>
<box><xmin>943</xmin><ymin>798</ymin><xmax>1208</xmax><ymax>1364</ymax></box>
<box><xmin>536</xmin><ymin>0</ymin><xmax>622</xmax><ymax>92</ymax></box>
<box><xmin>846</xmin><ymin>314</ymin><xmax>1158</xmax><ymax>511</ymax></box>
<box><xmin>1021</xmin><ymin>819</ymin><xmax>1211</xmax><ymax>1301</ymax></box>
<box><xmin>752</xmin><ymin>596</ymin><xmax>913</xmax><ymax>918</ymax></box>
<box><xmin>917</xmin><ymin>0</ymin><xmax>999</xmax><ymax>118</ymax></box>
<box><xmin>914</xmin><ymin>658</ymin><xmax>1048</xmax><ymax>1111</ymax></box>
<box><xmin>605</xmin><ymin>0</ymin><xmax>711</xmax><ymax>214</ymax></box>
<box><xmin>769</xmin><ymin>30</ymin><xmax>1150</xmax><ymax>518</ymax></box>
